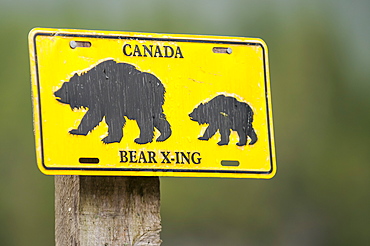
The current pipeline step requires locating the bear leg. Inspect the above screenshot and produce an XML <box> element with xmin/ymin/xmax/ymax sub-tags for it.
<box><xmin>217</xmin><ymin>127</ymin><xmax>231</xmax><ymax>146</ymax></box>
<box><xmin>154</xmin><ymin>116</ymin><xmax>172</xmax><ymax>142</ymax></box>
<box><xmin>102</xmin><ymin>116</ymin><xmax>125</xmax><ymax>144</ymax></box>
<box><xmin>247</xmin><ymin>127</ymin><xmax>258</xmax><ymax>145</ymax></box>
<box><xmin>69</xmin><ymin>109</ymin><xmax>104</xmax><ymax>135</ymax></box>
<box><xmin>199</xmin><ymin>124</ymin><xmax>218</xmax><ymax>141</ymax></box>
<box><xmin>236</xmin><ymin>127</ymin><xmax>247</xmax><ymax>146</ymax></box>
<box><xmin>135</xmin><ymin>117</ymin><xmax>154</xmax><ymax>144</ymax></box>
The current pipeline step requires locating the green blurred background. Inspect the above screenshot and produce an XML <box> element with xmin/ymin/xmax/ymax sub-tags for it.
<box><xmin>0</xmin><ymin>0</ymin><xmax>369</xmax><ymax>245</ymax></box>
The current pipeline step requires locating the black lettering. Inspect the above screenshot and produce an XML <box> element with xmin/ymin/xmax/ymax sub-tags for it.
<box><xmin>123</xmin><ymin>44</ymin><xmax>132</xmax><ymax>56</ymax></box>
<box><xmin>121</xmin><ymin>150</ymin><xmax>199</xmax><ymax>164</ymax></box>
<box><xmin>123</xmin><ymin>44</ymin><xmax>182</xmax><ymax>58</ymax></box>
<box><xmin>143</xmin><ymin>45</ymin><xmax>153</xmax><ymax>57</ymax></box>
<box><xmin>191</xmin><ymin>152</ymin><xmax>201</xmax><ymax>164</ymax></box>
<box><xmin>175</xmin><ymin>46</ymin><xmax>184</xmax><ymax>58</ymax></box>
<box><xmin>175</xmin><ymin>152</ymin><xmax>180</xmax><ymax>164</ymax></box>
<box><xmin>119</xmin><ymin>150</ymin><xmax>128</xmax><ymax>163</ymax></box>
<box><xmin>137</xmin><ymin>151</ymin><xmax>147</xmax><ymax>163</ymax></box>
<box><xmin>133</xmin><ymin>45</ymin><xmax>142</xmax><ymax>57</ymax></box>
<box><xmin>180</xmin><ymin>152</ymin><xmax>191</xmax><ymax>164</ymax></box>
<box><xmin>148</xmin><ymin>151</ymin><xmax>157</xmax><ymax>163</ymax></box>
<box><xmin>129</xmin><ymin>151</ymin><xmax>137</xmax><ymax>163</ymax></box>
<box><xmin>154</xmin><ymin>46</ymin><xmax>163</xmax><ymax>57</ymax></box>
<box><xmin>175</xmin><ymin>152</ymin><xmax>191</xmax><ymax>164</ymax></box>
<box><xmin>164</xmin><ymin>46</ymin><xmax>174</xmax><ymax>58</ymax></box>
<box><xmin>161</xmin><ymin>151</ymin><xmax>171</xmax><ymax>163</ymax></box>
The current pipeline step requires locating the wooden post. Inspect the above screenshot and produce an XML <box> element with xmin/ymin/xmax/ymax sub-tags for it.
<box><xmin>55</xmin><ymin>176</ymin><xmax>162</xmax><ymax>246</ymax></box>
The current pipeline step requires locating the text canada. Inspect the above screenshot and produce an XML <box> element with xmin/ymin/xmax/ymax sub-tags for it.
<box><xmin>123</xmin><ymin>44</ymin><xmax>184</xmax><ymax>58</ymax></box>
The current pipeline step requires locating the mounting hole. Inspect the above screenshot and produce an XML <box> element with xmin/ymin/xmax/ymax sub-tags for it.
<box><xmin>221</xmin><ymin>160</ymin><xmax>239</xmax><ymax>166</ymax></box>
<box><xmin>213</xmin><ymin>47</ymin><xmax>232</xmax><ymax>54</ymax></box>
<box><xmin>79</xmin><ymin>158</ymin><xmax>99</xmax><ymax>164</ymax></box>
<box><xmin>70</xmin><ymin>40</ymin><xmax>92</xmax><ymax>49</ymax></box>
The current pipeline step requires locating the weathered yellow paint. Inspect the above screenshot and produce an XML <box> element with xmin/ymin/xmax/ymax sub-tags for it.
<box><xmin>29</xmin><ymin>28</ymin><xmax>276</xmax><ymax>179</ymax></box>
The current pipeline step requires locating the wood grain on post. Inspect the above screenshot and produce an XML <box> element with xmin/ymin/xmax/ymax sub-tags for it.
<box><xmin>55</xmin><ymin>176</ymin><xmax>161</xmax><ymax>246</ymax></box>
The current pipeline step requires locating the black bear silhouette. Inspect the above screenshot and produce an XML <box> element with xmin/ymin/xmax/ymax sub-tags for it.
<box><xmin>54</xmin><ymin>59</ymin><xmax>171</xmax><ymax>144</ymax></box>
<box><xmin>189</xmin><ymin>95</ymin><xmax>257</xmax><ymax>146</ymax></box>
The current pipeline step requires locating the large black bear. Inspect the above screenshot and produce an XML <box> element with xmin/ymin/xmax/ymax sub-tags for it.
<box><xmin>189</xmin><ymin>94</ymin><xmax>257</xmax><ymax>146</ymax></box>
<box><xmin>54</xmin><ymin>59</ymin><xmax>171</xmax><ymax>144</ymax></box>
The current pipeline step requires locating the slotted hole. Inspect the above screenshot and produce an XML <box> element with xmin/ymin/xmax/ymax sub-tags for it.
<box><xmin>79</xmin><ymin>158</ymin><xmax>99</xmax><ymax>164</ymax></box>
<box><xmin>212</xmin><ymin>47</ymin><xmax>232</xmax><ymax>54</ymax></box>
<box><xmin>221</xmin><ymin>160</ymin><xmax>240</xmax><ymax>166</ymax></box>
<box><xmin>70</xmin><ymin>40</ymin><xmax>92</xmax><ymax>49</ymax></box>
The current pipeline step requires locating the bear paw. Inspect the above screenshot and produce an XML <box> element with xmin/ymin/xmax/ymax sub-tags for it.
<box><xmin>69</xmin><ymin>129</ymin><xmax>88</xmax><ymax>135</ymax></box>
<box><xmin>198</xmin><ymin>136</ymin><xmax>209</xmax><ymax>141</ymax></box>
<box><xmin>236</xmin><ymin>142</ymin><xmax>246</xmax><ymax>146</ymax></box>
<box><xmin>217</xmin><ymin>141</ymin><xmax>228</xmax><ymax>146</ymax></box>
<box><xmin>156</xmin><ymin>134</ymin><xmax>171</xmax><ymax>142</ymax></box>
<box><xmin>102</xmin><ymin>136</ymin><xmax>120</xmax><ymax>144</ymax></box>
<box><xmin>135</xmin><ymin>138</ymin><xmax>152</xmax><ymax>145</ymax></box>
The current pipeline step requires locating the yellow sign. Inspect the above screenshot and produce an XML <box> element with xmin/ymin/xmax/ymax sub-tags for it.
<box><xmin>29</xmin><ymin>28</ymin><xmax>276</xmax><ymax>179</ymax></box>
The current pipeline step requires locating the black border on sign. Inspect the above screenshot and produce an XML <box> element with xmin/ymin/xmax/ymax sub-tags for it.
<box><xmin>33</xmin><ymin>31</ymin><xmax>274</xmax><ymax>175</ymax></box>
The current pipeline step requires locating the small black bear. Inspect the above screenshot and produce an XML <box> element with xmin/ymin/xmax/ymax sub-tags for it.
<box><xmin>189</xmin><ymin>94</ymin><xmax>257</xmax><ymax>146</ymax></box>
<box><xmin>54</xmin><ymin>59</ymin><xmax>171</xmax><ymax>144</ymax></box>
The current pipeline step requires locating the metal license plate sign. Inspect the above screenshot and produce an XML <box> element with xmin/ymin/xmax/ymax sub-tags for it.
<box><xmin>29</xmin><ymin>28</ymin><xmax>276</xmax><ymax>178</ymax></box>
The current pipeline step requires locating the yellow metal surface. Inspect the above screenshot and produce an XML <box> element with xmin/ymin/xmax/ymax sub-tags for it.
<box><xmin>29</xmin><ymin>28</ymin><xmax>276</xmax><ymax>178</ymax></box>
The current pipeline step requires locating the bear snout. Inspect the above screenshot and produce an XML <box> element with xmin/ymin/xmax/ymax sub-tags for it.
<box><xmin>189</xmin><ymin>112</ymin><xmax>195</xmax><ymax>121</ymax></box>
<box><xmin>54</xmin><ymin>85</ymin><xmax>69</xmax><ymax>104</ymax></box>
<box><xmin>54</xmin><ymin>90</ymin><xmax>63</xmax><ymax>102</ymax></box>
<box><xmin>54</xmin><ymin>90</ymin><xmax>60</xmax><ymax>98</ymax></box>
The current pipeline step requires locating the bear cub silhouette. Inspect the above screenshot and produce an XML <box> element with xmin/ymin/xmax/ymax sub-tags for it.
<box><xmin>189</xmin><ymin>94</ymin><xmax>257</xmax><ymax>146</ymax></box>
<box><xmin>54</xmin><ymin>59</ymin><xmax>171</xmax><ymax>144</ymax></box>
